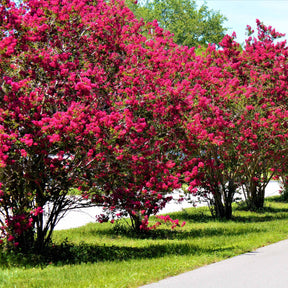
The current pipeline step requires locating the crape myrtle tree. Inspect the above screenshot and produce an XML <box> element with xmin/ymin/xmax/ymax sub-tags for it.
<box><xmin>0</xmin><ymin>0</ymin><xmax>190</xmax><ymax>251</ymax></box>
<box><xmin>180</xmin><ymin>20</ymin><xmax>288</xmax><ymax>217</ymax></box>
<box><xmin>0</xmin><ymin>0</ymin><xmax>127</xmax><ymax>251</ymax></box>
<box><xmin>90</xmin><ymin>17</ymin><xmax>288</xmax><ymax>223</ymax></box>
<box><xmin>86</xmin><ymin>22</ymin><xmax>194</xmax><ymax>232</ymax></box>
<box><xmin>233</xmin><ymin>21</ymin><xmax>288</xmax><ymax>209</ymax></box>
<box><xmin>126</xmin><ymin>0</ymin><xmax>227</xmax><ymax>48</ymax></box>
<box><xmin>178</xmin><ymin>36</ymin><xmax>245</xmax><ymax>219</ymax></box>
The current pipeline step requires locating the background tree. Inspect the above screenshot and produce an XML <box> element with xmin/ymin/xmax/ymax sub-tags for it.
<box><xmin>126</xmin><ymin>0</ymin><xmax>227</xmax><ymax>48</ymax></box>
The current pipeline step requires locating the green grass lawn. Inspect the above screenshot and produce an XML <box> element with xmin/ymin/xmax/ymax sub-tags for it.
<box><xmin>1</xmin><ymin>196</ymin><xmax>288</xmax><ymax>288</ymax></box>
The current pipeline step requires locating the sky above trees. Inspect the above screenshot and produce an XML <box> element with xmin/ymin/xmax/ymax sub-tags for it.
<box><xmin>199</xmin><ymin>0</ymin><xmax>288</xmax><ymax>45</ymax></box>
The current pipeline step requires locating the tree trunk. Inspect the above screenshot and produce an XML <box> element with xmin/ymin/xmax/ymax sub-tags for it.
<box><xmin>212</xmin><ymin>179</ymin><xmax>235</xmax><ymax>220</ymax></box>
<box><xmin>250</xmin><ymin>188</ymin><xmax>265</xmax><ymax>210</ymax></box>
<box><xmin>224</xmin><ymin>201</ymin><xmax>232</xmax><ymax>220</ymax></box>
<box><xmin>213</xmin><ymin>195</ymin><xmax>233</xmax><ymax>220</ymax></box>
<box><xmin>129</xmin><ymin>213</ymin><xmax>143</xmax><ymax>232</ymax></box>
<box><xmin>247</xmin><ymin>182</ymin><xmax>265</xmax><ymax>210</ymax></box>
<box><xmin>213</xmin><ymin>192</ymin><xmax>226</xmax><ymax>218</ymax></box>
<box><xmin>280</xmin><ymin>175</ymin><xmax>288</xmax><ymax>200</ymax></box>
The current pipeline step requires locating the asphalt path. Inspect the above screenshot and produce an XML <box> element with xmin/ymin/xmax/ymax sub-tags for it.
<box><xmin>140</xmin><ymin>239</ymin><xmax>288</xmax><ymax>288</ymax></box>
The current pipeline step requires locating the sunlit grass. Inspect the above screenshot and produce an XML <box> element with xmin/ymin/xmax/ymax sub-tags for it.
<box><xmin>1</xmin><ymin>196</ymin><xmax>288</xmax><ymax>288</ymax></box>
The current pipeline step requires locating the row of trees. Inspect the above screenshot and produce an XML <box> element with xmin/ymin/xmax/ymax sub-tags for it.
<box><xmin>0</xmin><ymin>0</ymin><xmax>287</xmax><ymax>253</ymax></box>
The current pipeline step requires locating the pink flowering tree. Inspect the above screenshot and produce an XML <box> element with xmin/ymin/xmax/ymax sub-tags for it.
<box><xmin>85</xmin><ymin>21</ymin><xmax>193</xmax><ymax>231</ymax></box>
<box><xmin>180</xmin><ymin>20</ymin><xmax>288</xmax><ymax>216</ymax></box>
<box><xmin>0</xmin><ymin>0</ymin><xmax>191</xmax><ymax>251</ymax></box>
<box><xmin>231</xmin><ymin>21</ymin><xmax>288</xmax><ymax>209</ymax></box>
<box><xmin>177</xmin><ymin>38</ymin><xmax>244</xmax><ymax>219</ymax></box>
<box><xmin>0</xmin><ymin>0</ymin><xmax>124</xmax><ymax>251</ymax></box>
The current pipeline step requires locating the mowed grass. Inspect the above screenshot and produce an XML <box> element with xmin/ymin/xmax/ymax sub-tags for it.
<box><xmin>1</xmin><ymin>196</ymin><xmax>288</xmax><ymax>288</ymax></box>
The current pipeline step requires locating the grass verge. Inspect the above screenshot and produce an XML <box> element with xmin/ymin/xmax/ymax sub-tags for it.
<box><xmin>1</xmin><ymin>196</ymin><xmax>288</xmax><ymax>288</ymax></box>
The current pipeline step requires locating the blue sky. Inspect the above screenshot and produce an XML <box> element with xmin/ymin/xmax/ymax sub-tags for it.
<box><xmin>198</xmin><ymin>1</ymin><xmax>288</xmax><ymax>45</ymax></box>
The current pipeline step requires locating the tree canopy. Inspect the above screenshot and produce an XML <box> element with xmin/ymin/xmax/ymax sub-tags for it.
<box><xmin>0</xmin><ymin>0</ymin><xmax>186</xmax><ymax>250</ymax></box>
<box><xmin>127</xmin><ymin>0</ymin><xmax>227</xmax><ymax>47</ymax></box>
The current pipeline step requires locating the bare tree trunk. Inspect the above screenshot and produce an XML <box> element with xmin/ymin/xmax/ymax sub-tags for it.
<box><xmin>245</xmin><ymin>180</ymin><xmax>265</xmax><ymax>210</ymax></box>
<box><xmin>211</xmin><ymin>179</ymin><xmax>236</xmax><ymax>220</ymax></box>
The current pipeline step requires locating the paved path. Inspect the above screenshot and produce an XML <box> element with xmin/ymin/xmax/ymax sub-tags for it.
<box><xmin>140</xmin><ymin>239</ymin><xmax>288</xmax><ymax>288</ymax></box>
<box><xmin>54</xmin><ymin>180</ymin><xmax>282</xmax><ymax>230</ymax></box>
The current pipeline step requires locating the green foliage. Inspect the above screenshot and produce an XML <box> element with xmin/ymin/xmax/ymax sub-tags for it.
<box><xmin>127</xmin><ymin>0</ymin><xmax>227</xmax><ymax>47</ymax></box>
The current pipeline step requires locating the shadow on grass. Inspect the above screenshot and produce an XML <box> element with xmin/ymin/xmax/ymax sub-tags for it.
<box><xmin>0</xmin><ymin>238</ymin><xmax>242</xmax><ymax>268</ymax></box>
<box><xmin>91</xmin><ymin>222</ymin><xmax>266</xmax><ymax>241</ymax></box>
<box><xmin>55</xmin><ymin>196</ymin><xmax>288</xmax><ymax>243</ymax></box>
<box><xmin>1</xmin><ymin>197</ymin><xmax>287</xmax><ymax>268</ymax></box>
<box><xmin>0</xmin><ymin>219</ymin><xmax>267</xmax><ymax>268</ymax></box>
<box><xmin>234</xmin><ymin>198</ymin><xmax>288</xmax><ymax>220</ymax></box>
<box><xmin>232</xmin><ymin>207</ymin><xmax>288</xmax><ymax>222</ymax></box>
<box><xmin>71</xmin><ymin>204</ymin><xmax>274</xmax><ymax>241</ymax></box>
<box><xmin>171</xmin><ymin>205</ymin><xmax>288</xmax><ymax>225</ymax></box>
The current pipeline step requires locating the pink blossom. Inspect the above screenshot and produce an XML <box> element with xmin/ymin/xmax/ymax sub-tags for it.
<box><xmin>20</xmin><ymin>149</ymin><xmax>27</xmax><ymax>157</ymax></box>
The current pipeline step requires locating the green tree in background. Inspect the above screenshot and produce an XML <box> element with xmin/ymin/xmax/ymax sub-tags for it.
<box><xmin>127</xmin><ymin>0</ymin><xmax>227</xmax><ymax>47</ymax></box>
